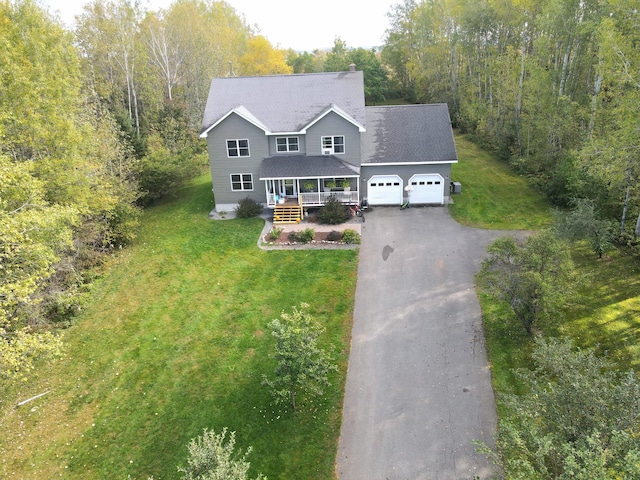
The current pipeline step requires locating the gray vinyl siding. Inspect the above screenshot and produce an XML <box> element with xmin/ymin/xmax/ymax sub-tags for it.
<box><xmin>305</xmin><ymin>112</ymin><xmax>361</xmax><ymax>168</ymax></box>
<box><xmin>268</xmin><ymin>135</ymin><xmax>307</xmax><ymax>156</ymax></box>
<box><xmin>361</xmin><ymin>163</ymin><xmax>453</xmax><ymax>203</ymax></box>
<box><xmin>207</xmin><ymin>113</ymin><xmax>268</xmax><ymax>206</ymax></box>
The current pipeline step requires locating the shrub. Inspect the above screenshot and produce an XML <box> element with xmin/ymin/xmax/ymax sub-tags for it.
<box><xmin>478</xmin><ymin>231</ymin><xmax>573</xmax><ymax>334</ymax></box>
<box><xmin>317</xmin><ymin>197</ymin><xmax>349</xmax><ymax>224</ymax></box>
<box><xmin>342</xmin><ymin>229</ymin><xmax>361</xmax><ymax>244</ymax></box>
<box><xmin>287</xmin><ymin>228</ymin><xmax>314</xmax><ymax>243</ymax></box>
<box><xmin>267</xmin><ymin>226</ymin><xmax>283</xmax><ymax>241</ymax></box>
<box><xmin>177</xmin><ymin>427</ymin><xmax>266</xmax><ymax>480</ymax></box>
<box><xmin>137</xmin><ymin>136</ymin><xmax>201</xmax><ymax>206</ymax></box>
<box><xmin>553</xmin><ymin>199</ymin><xmax>615</xmax><ymax>258</ymax></box>
<box><xmin>234</xmin><ymin>197</ymin><xmax>263</xmax><ymax>218</ymax></box>
<box><xmin>482</xmin><ymin>338</ymin><xmax>640</xmax><ymax>479</ymax></box>
<box><xmin>298</xmin><ymin>228</ymin><xmax>315</xmax><ymax>243</ymax></box>
<box><xmin>327</xmin><ymin>230</ymin><xmax>343</xmax><ymax>241</ymax></box>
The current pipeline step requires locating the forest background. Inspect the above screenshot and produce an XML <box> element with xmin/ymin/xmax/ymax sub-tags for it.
<box><xmin>1</xmin><ymin>0</ymin><xmax>639</xmax><ymax>381</ymax></box>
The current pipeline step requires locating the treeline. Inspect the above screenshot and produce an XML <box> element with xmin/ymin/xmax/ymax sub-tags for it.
<box><xmin>383</xmin><ymin>0</ymin><xmax>640</xmax><ymax>238</ymax></box>
<box><xmin>0</xmin><ymin>0</ymin><xmax>291</xmax><ymax>380</ymax></box>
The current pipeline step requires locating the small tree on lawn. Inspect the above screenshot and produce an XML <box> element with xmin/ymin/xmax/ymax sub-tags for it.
<box><xmin>553</xmin><ymin>198</ymin><xmax>616</xmax><ymax>258</ymax></box>
<box><xmin>178</xmin><ymin>428</ymin><xmax>266</xmax><ymax>480</ymax></box>
<box><xmin>262</xmin><ymin>303</ymin><xmax>337</xmax><ymax>411</ymax></box>
<box><xmin>478</xmin><ymin>231</ymin><xmax>573</xmax><ymax>334</ymax></box>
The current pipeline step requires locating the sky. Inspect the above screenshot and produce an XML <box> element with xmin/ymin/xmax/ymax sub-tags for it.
<box><xmin>42</xmin><ymin>0</ymin><xmax>397</xmax><ymax>51</ymax></box>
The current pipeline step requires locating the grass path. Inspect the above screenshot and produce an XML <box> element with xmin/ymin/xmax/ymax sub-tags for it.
<box><xmin>450</xmin><ymin>134</ymin><xmax>552</xmax><ymax>230</ymax></box>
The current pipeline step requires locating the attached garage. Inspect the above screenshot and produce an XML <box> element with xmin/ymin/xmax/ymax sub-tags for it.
<box><xmin>367</xmin><ymin>175</ymin><xmax>403</xmax><ymax>205</ymax></box>
<box><xmin>408</xmin><ymin>174</ymin><xmax>444</xmax><ymax>205</ymax></box>
<box><xmin>361</xmin><ymin>104</ymin><xmax>459</xmax><ymax>207</ymax></box>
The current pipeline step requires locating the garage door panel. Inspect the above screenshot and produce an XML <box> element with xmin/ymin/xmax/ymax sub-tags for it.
<box><xmin>368</xmin><ymin>175</ymin><xmax>403</xmax><ymax>205</ymax></box>
<box><xmin>409</xmin><ymin>174</ymin><xmax>444</xmax><ymax>204</ymax></box>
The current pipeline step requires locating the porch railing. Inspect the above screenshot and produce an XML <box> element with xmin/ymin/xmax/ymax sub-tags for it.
<box><xmin>267</xmin><ymin>191</ymin><xmax>359</xmax><ymax>207</ymax></box>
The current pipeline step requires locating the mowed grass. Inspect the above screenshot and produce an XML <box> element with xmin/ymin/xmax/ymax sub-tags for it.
<box><xmin>482</xmin><ymin>243</ymin><xmax>640</xmax><ymax>399</ymax></box>
<box><xmin>446</xmin><ymin>133</ymin><xmax>640</xmax><ymax>400</ymax></box>
<box><xmin>450</xmin><ymin>133</ymin><xmax>552</xmax><ymax>230</ymax></box>
<box><xmin>0</xmin><ymin>175</ymin><xmax>358</xmax><ymax>479</ymax></box>
<box><xmin>457</xmin><ymin>131</ymin><xmax>640</xmax><ymax>399</ymax></box>
<box><xmin>559</xmin><ymin>245</ymin><xmax>640</xmax><ymax>371</ymax></box>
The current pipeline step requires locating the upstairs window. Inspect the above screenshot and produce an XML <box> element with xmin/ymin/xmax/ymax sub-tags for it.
<box><xmin>227</xmin><ymin>139</ymin><xmax>250</xmax><ymax>157</ymax></box>
<box><xmin>276</xmin><ymin>136</ymin><xmax>299</xmax><ymax>152</ymax></box>
<box><xmin>322</xmin><ymin>135</ymin><xmax>345</xmax><ymax>155</ymax></box>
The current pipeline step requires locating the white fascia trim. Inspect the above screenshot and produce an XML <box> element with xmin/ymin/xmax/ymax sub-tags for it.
<box><xmin>200</xmin><ymin>106</ymin><xmax>271</xmax><ymax>138</ymax></box>
<box><xmin>364</xmin><ymin>160</ymin><xmax>458</xmax><ymax>166</ymax></box>
<box><xmin>267</xmin><ymin>131</ymin><xmax>302</xmax><ymax>136</ymax></box>
<box><xmin>260</xmin><ymin>175</ymin><xmax>360</xmax><ymax>181</ymax></box>
<box><xmin>301</xmin><ymin>104</ymin><xmax>366</xmax><ymax>133</ymax></box>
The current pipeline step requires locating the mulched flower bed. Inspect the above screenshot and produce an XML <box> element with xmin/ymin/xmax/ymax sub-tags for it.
<box><xmin>262</xmin><ymin>230</ymin><xmax>345</xmax><ymax>246</ymax></box>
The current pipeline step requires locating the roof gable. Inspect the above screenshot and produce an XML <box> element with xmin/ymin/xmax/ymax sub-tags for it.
<box><xmin>361</xmin><ymin>104</ymin><xmax>458</xmax><ymax>165</ymax></box>
<box><xmin>200</xmin><ymin>106</ymin><xmax>270</xmax><ymax>137</ymax></box>
<box><xmin>302</xmin><ymin>104</ymin><xmax>366</xmax><ymax>133</ymax></box>
<box><xmin>200</xmin><ymin>71</ymin><xmax>366</xmax><ymax>137</ymax></box>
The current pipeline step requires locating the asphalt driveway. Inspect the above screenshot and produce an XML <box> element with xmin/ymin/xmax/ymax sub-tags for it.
<box><xmin>336</xmin><ymin>206</ymin><xmax>507</xmax><ymax>480</ymax></box>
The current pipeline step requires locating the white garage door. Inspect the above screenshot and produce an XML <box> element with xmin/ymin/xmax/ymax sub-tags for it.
<box><xmin>408</xmin><ymin>174</ymin><xmax>444</xmax><ymax>204</ymax></box>
<box><xmin>368</xmin><ymin>175</ymin><xmax>403</xmax><ymax>205</ymax></box>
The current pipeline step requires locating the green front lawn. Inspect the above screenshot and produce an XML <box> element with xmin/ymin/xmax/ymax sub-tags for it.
<box><xmin>0</xmin><ymin>175</ymin><xmax>357</xmax><ymax>479</ymax></box>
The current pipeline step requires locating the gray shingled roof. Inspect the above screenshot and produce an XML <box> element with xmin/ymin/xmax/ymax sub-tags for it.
<box><xmin>361</xmin><ymin>104</ymin><xmax>458</xmax><ymax>164</ymax></box>
<box><xmin>201</xmin><ymin>72</ymin><xmax>366</xmax><ymax>135</ymax></box>
<box><xmin>260</xmin><ymin>156</ymin><xmax>360</xmax><ymax>180</ymax></box>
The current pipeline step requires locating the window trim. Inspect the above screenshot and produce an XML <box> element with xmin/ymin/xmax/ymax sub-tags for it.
<box><xmin>275</xmin><ymin>136</ymin><xmax>299</xmax><ymax>153</ymax></box>
<box><xmin>226</xmin><ymin>139</ymin><xmax>250</xmax><ymax>158</ymax></box>
<box><xmin>321</xmin><ymin>135</ymin><xmax>345</xmax><ymax>155</ymax></box>
<box><xmin>230</xmin><ymin>173</ymin><xmax>254</xmax><ymax>191</ymax></box>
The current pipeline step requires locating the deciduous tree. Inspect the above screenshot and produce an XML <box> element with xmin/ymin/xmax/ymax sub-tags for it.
<box><xmin>553</xmin><ymin>199</ymin><xmax>616</xmax><ymax>258</ymax></box>
<box><xmin>262</xmin><ymin>304</ymin><xmax>337</xmax><ymax>411</ymax></box>
<box><xmin>479</xmin><ymin>231</ymin><xmax>573</xmax><ymax>334</ymax></box>
<box><xmin>239</xmin><ymin>35</ymin><xmax>292</xmax><ymax>76</ymax></box>
<box><xmin>483</xmin><ymin>337</ymin><xmax>640</xmax><ymax>478</ymax></box>
<box><xmin>178</xmin><ymin>428</ymin><xmax>266</xmax><ymax>480</ymax></box>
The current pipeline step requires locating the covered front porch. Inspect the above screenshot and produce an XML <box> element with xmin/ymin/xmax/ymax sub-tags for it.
<box><xmin>260</xmin><ymin>155</ymin><xmax>361</xmax><ymax>208</ymax></box>
<box><xmin>264</xmin><ymin>178</ymin><xmax>360</xmax><ymax>208</ymax></box>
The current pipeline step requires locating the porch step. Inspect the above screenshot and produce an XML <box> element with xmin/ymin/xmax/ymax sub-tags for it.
<box><xmin>273</xmin><ymin>204</ymin><xmax>303</xmax><ymax>224</ymax></box>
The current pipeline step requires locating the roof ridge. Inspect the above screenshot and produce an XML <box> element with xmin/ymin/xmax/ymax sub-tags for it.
<box><xmin>215</xmin><ymin>70</ymin><xmax>362</xmax><ymax>81</ymax></box>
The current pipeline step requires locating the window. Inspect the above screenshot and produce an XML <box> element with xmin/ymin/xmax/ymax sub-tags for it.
<box><xmin>230</xmin><ymin>173</ymin><xmax>253</xmax><ymax>191</ymax></box>
<box><xmin>321</xmin><ymin>135</ymin><xmax>345</xmax><ymax>155</ymax></box>
<box><xmin>276</xmin><ymin>136</ymin><xmax>299</xmax><ymax>152</ymax></box>
<box><xmin>227</xmin><ymin>139</ymin><xmax>250</xmax><ymax>157</ymax></box>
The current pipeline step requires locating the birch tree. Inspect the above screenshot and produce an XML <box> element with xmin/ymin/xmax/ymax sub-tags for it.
<box><xmin>76</xmin><ymin>0</ymin><xmax>143</xmax><ymax>136</ymax></box>
<box><xmin>143</xmin><ymin>11</ymin><xmax>185</xmax><ymax>101</ymax></box>
<box><xmin>579</xmin><ymin>8</ymin><xmax>640</xmax><ymax>236</ymax></box>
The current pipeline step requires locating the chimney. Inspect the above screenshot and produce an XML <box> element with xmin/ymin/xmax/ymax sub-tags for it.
<box><xmin>349</xmin><ymin>63</ymin><xmax>356</xmax><ymax>72</ymax></box>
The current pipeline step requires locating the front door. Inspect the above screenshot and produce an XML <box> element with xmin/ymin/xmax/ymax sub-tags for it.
<box><xmin>278</xmin><ymin>179</ymin><xmax>296</xmax><ymax>197</ymax></box>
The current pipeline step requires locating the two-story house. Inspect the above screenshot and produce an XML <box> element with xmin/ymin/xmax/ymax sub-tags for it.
<box><xmin>200</xmin><ymin>66</ymin><xmax>458</xmax><ymax>218</ymax></box>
